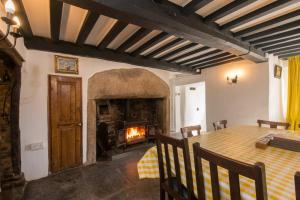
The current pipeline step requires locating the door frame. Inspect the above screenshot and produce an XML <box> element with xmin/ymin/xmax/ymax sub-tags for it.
<box><xmin>48</xmin><ymin>75</ymin><xmax>83</xmax><ymax>173</ymax></box>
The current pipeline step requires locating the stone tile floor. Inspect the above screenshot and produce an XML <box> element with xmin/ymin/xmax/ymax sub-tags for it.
<box><xmin>1</xmin><ymin>147</ymin><xmax>160</xmax><ymax>200</ymax></box>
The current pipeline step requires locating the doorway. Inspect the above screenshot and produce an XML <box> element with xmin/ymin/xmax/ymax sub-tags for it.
<box><xmin>175</xmin><ymin>82</ymin><xmax>206</xmax><ymax>132</ymax></box>
<box><xmin>48</xmin><ymin>75</ymin><xmax>82</xmax><ymax>172</ymax></box>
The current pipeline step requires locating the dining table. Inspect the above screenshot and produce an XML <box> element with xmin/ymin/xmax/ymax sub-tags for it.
<box><xmin>137</xmin><ymin>125</ymin><xmax>300</xmax><ymax>199</ymax></box>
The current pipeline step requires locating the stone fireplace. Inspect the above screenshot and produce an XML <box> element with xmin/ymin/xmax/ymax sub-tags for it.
<box><xmin>87</xmin><ymin>68</ymin><xmax>170</xmax><ymax>164</ymax></box>
<box><xmin>96</xmin><ymin>98</ymin><xmax>164</xmax><ymax>160</ymax></box>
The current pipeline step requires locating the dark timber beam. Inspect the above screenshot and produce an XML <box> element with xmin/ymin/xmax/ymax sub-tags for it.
<box><xmin>274</xmin><ymin>48</ymin><xmax>300</xmax><ymax>56</ymax></box>
<box><xmin>131</xmin><ymin>32</ymin><xmax>170</xmax><ymax>56</ymax></box>
<box><xmin>278</xmin><ymin>51</ymin><xmax>300</xmax><ymax>59</ymax></box>
<box><xmin>242</xmin><ymin>20</ymin><xmax>300</xmax><ymax>41</ymax></box>
<box><xmin>146</xmin><ymin>38</ymin><xmax>184</xmax><ymax>58</ymax></box>
<box><xmin>24</xmin><ymin>36</ymin><xmax>194</xmax><ymax>73</ymax></box>
<box><xmin>168</xmin><ymin>46</ymin><xmax>210</xmax><ymax>63</ymax></box>
<box><xmin>255</xmin><ymin>35</ymin><xmax>300</xmax><ymax>49</ymax></box>
<box><xmin>185</xmin><ymin>52</ymin><xmax>231</xmax><ymax>67</ymax></box>
<box><xmin>58</xmin><ymin>0</ymin><xmax>266</xmax><ymax>62</ymax></box>
<box><xmin>15</xmin><ymin>0</ymin><xmax>33</xmax><ymax>37</ymax></box>
<box><xmin>220</xmin><ymin>0</ymin><xmax>298</xmax><ymax>31</ymax></box>
<box><xmin>158</xmin><ymin>43</ymin><xmax>198</xmax><ymax>60</ymax></box>
<box><xmin>117</xmin><ymin>28</ymin><xmax>151</xmax><ymax>52</ymax></box>
<box><xmin>191</xmin><ymin>55</ymin><xmax>236</xmax><ymax>68</ymax></box>
<box><xmin>262</xmin><ymin>39</ymin><xmax>300</xmax><ymax>52</ymax></box>
<box><xmin>178</xmin><ymin>49</ymin><xmax>222</xmax><ymax>65</ymax></box>
<box><xmin>204</xmin><ymin>0</ymin><xmax>256</xmax><ymax>22</ymax></box>
<box><xmin>233</xmin><ymin>10</ymin><xmax>300</xmax><ymax>37</ymax></box>
<box><xmin>50</xmin><ymin>0</ymin><xmax>63</xmax><ymax>41</ymax></box>
<box><xmin>250</xmin><ymin>28</ymin><xmax>300</xmax><ymax>45</ymax></box>
<box><xmin>182</xmin><ymin>0</ymin><xmax>213</xmax><ymax>15</ymax></box>
<box><xmin>98</xmin><ymin>21</ymin><xmax>128</xmax><ymax>48</ymax></box>
<box><xmin>77</xmin><ymin>12</ymin><xmax>100</xmax><ymax>45</ymax></box>
<box><xmin>270</xmin><ymin>45</ymin><xmax>300</xmax><ymax>54</ymax></box>
<box><xmin>193</xmin><ymin>57</ymin><xmax>243</xmax><ymax>69</ymax></box>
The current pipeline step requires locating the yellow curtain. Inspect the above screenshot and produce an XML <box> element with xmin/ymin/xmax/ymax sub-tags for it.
<box><xmin>287</xmin><ymin>56</ymin><xmax>300</xmax><ymax>130</ymax></box>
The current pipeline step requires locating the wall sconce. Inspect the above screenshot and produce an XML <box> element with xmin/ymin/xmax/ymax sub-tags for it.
<box><xmin>195</xmin><ymin>68</ymin><xmax>201</xmax><ymax>74</ymax></box>
<box><xmin>227</xmin><ymin>75</ymin><xmax>238</xmax><ymax>84</ymax></box>
<box><xmin>0</xmin><ymin>0</ymin><xmax>22</xmax><ymax>48</ymax></box>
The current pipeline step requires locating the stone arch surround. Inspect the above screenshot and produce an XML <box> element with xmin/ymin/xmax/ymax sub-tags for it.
<box><xmin>87</xmin><ymin>68</ymin><xmax>170</xmax><ymax>164</ymax></box>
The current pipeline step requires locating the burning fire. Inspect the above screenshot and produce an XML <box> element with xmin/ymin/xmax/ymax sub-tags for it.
<box><xmin>126</xmin><ymin>127</ymin><xmax>146</xmax><ymax>140</ymax></box>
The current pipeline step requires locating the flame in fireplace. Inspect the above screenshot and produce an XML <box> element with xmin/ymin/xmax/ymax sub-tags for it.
<box><xmin>126</xmin><ymin>127</ymin><xmax>146</xmax><ymax>141</ymax></box>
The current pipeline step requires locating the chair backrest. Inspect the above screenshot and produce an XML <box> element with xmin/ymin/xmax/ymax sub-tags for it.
<box><xmin>156</xmin><ymin>133</ymin><xmax>194</xmax><ymax>199</ymax></box>
<box><xmin>295</xmin><ymin>172</ymin><xmax>300</xmax><ymax>200</ymax></box>
<box><xmin>213</xmin><ymin>120</ymin><xmax>227</xmax><ymax>131</ymax></box>
<box><xmin>257</xmin><ymin>119</ymin><xmax>290</xmax><ymax>130</ymax></box>
<box><xmin>180</xmin><ymin>125</ymin><xmax>201</xmax><ymax>138</ymax></box>
<box><xmin>193</xmin><ymin>142</ymin><xmax>268</xmax><ymax>200</ymax></box>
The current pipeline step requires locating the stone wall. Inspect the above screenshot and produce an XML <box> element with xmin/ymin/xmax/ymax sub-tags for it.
<box><xmin>87</xmin><ymin>68</ymin><xmax>170</xmax><ymax>164</ymax></box>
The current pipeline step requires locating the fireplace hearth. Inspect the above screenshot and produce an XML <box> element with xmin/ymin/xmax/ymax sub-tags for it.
<box><xmin>96</xmin><ymin>98</ymin><xmax>163</xmax><ymax>160</ymax></box>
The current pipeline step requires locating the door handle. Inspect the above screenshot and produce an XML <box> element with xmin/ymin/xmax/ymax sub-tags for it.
<box><xmin>77</xmin><ymin>123</ymin><xmax>82</xmax><ymax>127</ymax></box>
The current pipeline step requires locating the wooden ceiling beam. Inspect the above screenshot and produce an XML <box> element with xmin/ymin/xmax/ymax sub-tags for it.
<box><xmin>177</xmin><ymin>49</ymin><xmax>222</xmax><ymax>65</ymax></box>
<box><xmin>184</xmin><ymin>52</ymin><xmax>230</xmax><ymax>66</ymax></box>
<box><xmin>242</xmin><ymin>20</ymin><xmax>300</xmax><ymax>41</ymax></box>
<box><xmin>233</xmin><ymin>10</ymin><xmax>300</xmax><ymax>38</ymax></box>
<box><xmin>204</xmin><ymin>0</ymin><xmax>256</xmax><ymax>22</ymax></box>
<box><xmin>262</xmin><ymin>39</ymin><xmax>300</xmax><ymax>52</ymax></box>
<box><xmin>146</xmin><ymin>38</ymin><xmax>184</xmax><ymax>58</ymax></box>
<box><xmin>131</xmin><ymin>32</ymin><xmax>170</xmax><ymax>56</ymax></box>
<box><xmin>76</xmin><ymin>12</ymin><xmax>100</xmax><ymax>45</ymax></box>
<box><xmin>250</xmin><ymin>28</ymin><xmax>300</xmax><ymax>45</ymax></box>
<box><xmin>193</xmin><ymin>57</ymin><xmax>244</xmax><ymax>70</ymax></box>
<box><xmin>220</xmin><ymin>0</ymin><xmax>298</xmax><ymax>31</ymax></box>
<box><xmin>98</xmin><ymin>20</ymin><xmax>128</xmax><ymax>49</ymax></box>
<box><xmin>274</xmin><ymin>48</ymin><xmax>300</xmax><ymax>56</ymax></box>
<box><xmin>268</xmin><ymin>45</ymin><xmax>300</xmax><ymax>54</ymax></box>
<box><xmin>24</xmin><ymin>36</ymin><xmax>194</xmax><ymax>73</ymax></box>
<box><xmin>117</xmin><ymin>28</ymin><xmax>151</xmax><ymax>52</ymax></box>
<box><xmin>158</xmin><ymin>42</ymin><xmax>198</xmax><ymax>60</ymax></box>
<box><xmin>191</xmin><ymin>55</ymin><xmax>237</xmax><ymax>68</ymax></box>
<box><xmin>168</xmin><ymin>46</ymin><xmax>211</xmax><ymax>63</ymax></box>
<box><xmin>255</xmin><ymin>35</ymin><xmax>300</xmax><ymax>49</ymax></box>
<box><xmin>182</xmin><ymin>0</ymin><xmax>213</xmax><ymax>15</ymax></box>
<box><xmin>14</xmin><ymin>0</ymin><xmax>33</xmax><ymax>38</ymax></box>
<box><xmin>50</xmin><ymin>0</ymin><xmax>63</xmax><ymax>41</ymax></box>
<box><xmin>58</xmin><ymin>0</ymin><xmax>266</xmax><ymax>62</ymax></box>
<box><xmin>278</xmin><ymin>51</ymin><xmax>300</xmax><ymax>59</ymax></box>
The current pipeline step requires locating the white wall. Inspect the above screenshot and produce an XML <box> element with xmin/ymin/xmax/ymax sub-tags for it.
<box><xmin>268</xmin><ymin>54</ymin><xmax>288</xmax><ymax>121</ymax></box>
<box><xmin>172</xmin><ymin>60</ymin><xmax>269</xmax><ymax>131</ymax></box>
<box><xmin>19</xmin><ymin>49</ymin><xmax>176</xmax><ymax>180</ymax></box>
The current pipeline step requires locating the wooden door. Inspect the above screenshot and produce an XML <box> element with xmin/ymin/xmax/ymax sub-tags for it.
<box><xmin>49</xmin><ymin>75</ymin><xmax>82</xmax><ymax>172</ymax></box>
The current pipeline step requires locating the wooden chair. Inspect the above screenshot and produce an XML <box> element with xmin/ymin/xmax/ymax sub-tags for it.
<box><xmin>257</xmin><ymin>119</ymin><xmax>290</xmax><ymax>130</ymax></box>
<box><xmin>213</xmin><ymin>120</ymin><xmax>227</xmax><ymax>131</ymax></box>
<box><xmin>180</xmin><ymin>125</ymin><xmax>201</xmax><ymax>138</ymax></box>
<box><xmin>295</xmin><ymin>172</ymin><xmax>300</xmax><ymax>200</ymax></box>
<box><xmin>193</xmin><ymin>142</ymin><xmax>268</xmax><ymax>200</ymax></box>
<box><xmin>156</xmin><ymin>133</ymin><xmax>195</xmax><ymax>200</ymax></box>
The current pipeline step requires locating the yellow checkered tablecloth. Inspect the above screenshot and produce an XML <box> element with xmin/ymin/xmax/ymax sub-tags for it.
<box><xmin>137</xmin><ymin>125</ymin><xmax>300</xmax><ymax>199</ymax></box>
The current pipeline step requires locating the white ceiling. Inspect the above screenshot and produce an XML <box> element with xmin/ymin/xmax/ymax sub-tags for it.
<box><xmin>20</xmin><ymin>0</ymin><xmax>300</xmax><ymax>57</ymax></box>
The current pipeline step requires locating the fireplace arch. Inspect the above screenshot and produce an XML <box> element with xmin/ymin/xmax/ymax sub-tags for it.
<box><xmin>87</xmin><ymin>68</ymin><xmax>170</xmax><ymax>163</ymax></box>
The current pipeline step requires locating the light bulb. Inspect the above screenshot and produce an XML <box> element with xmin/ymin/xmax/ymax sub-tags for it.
<box><xmin>13</xmin><ymin>16</ymin><xmax>20</xmax><ymax>27</ymax></box>
<box><xmin>5</xmin><ymin>0</ymin><xmax>15</xmax><ymax>14</ymax></box>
